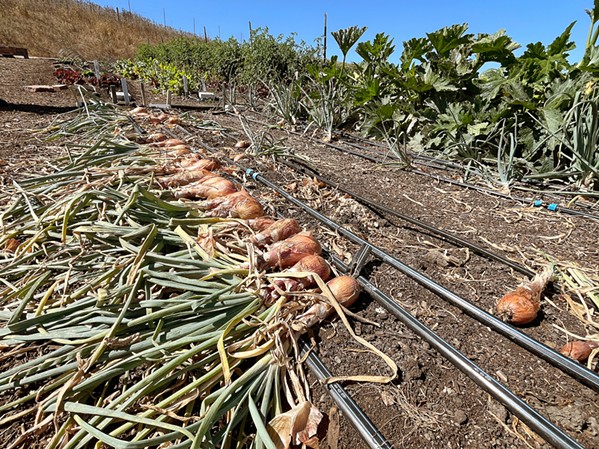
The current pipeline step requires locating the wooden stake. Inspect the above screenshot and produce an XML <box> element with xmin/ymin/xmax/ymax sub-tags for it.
<box><xmin>110</xmin><ymin>85</ymin><xmax>118</xmax><ymax>104</ymax></box>
<box><xmin>323</xmin><ymin>13</ymin><xmax>328</xmax><ymax>62</ymax></box>
<box><xmin>183</xmin><ymin>76</ymin><xmax>188</xmax><ymax>96</ymax></box>
<box><xmin>166</xmin><ymin>90</ymin><xmax>171</xmax><ymax>106</ymax></box>
<box><xmin>140</xmin><ymin>83</ymin><xmax>146</xmax><ymax>107</ymax></box>
<box><xmin>121</xmin><ymin>78</ymin><xmax>130</xmax><ymax>106</ymax></box>
<box><xmin>93</xmin><ymin>60</ymin><xmax>101</xmax><ymax>80</ymax></box>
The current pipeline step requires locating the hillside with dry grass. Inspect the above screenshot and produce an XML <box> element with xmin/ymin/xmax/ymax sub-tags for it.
<box><xmin>0</xmin><ymin>0</ymin><xmax>192</xmax><ymax>60</ymax></box>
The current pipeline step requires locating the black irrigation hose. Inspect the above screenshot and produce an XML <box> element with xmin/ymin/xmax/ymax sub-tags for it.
<box><xmin>357</xmin><ymin>273</ymin><xmax>583</xmax><ymax>449</ymax></box>
<box><xmin>233</xmin><ymin>112</ymin><xmax>599</xmax><ymax>222</ymax></box>
<box><xmin>299</xmin><ymin>339</ymin><xmax>394</xmax><ymax>449</ymax></box>
<box><xmin>327</xmin><ymin>255</ymin><xmax>584</xmax><ymax>449</ymax></box>
<box><xmin>280</xmin><ymin>158</ymin><xmax>535</xmax><ymax>278</ymax></box>
<box><xmin>408</xmin><ymin>169</ymin><xmax>599</xmax><ymax>221</ymax></box>
<box><xmin>246</xmin><ymin>168</ymin><xmax>599</xmax><ymax>393</ymax></box>
<box><xmin>335</xmin><ymin>129</ymin><xmax>599</xmax><ymax>210</ymax></box>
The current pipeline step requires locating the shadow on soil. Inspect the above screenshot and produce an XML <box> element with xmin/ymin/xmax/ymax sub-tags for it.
<box><xmin>0</xmin><ymin>100</ymin><xmax>76</xmax><ymax>114</ymax></box>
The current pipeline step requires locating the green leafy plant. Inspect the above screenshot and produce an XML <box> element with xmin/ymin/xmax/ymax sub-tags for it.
<box><xmin>331</xmin><ymin>25</ymin><xmax>367</xmax><ymax>69</ymax></box>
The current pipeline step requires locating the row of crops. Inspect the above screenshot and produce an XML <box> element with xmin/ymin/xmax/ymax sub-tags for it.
<box><xmin>113</xmin><ymin>2</ymin><xmax>599</xmax><ymax>192</ymax></box>
<box><xmin>0</xmin><ymin>105</ymin><xmax>388</xmax><ymax>448</ymax></box>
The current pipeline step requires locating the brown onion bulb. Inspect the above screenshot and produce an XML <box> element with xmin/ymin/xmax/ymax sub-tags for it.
<box><xmin>202</xmin><ymin>191</ymin><xmax>264</xmax><ymax>219</ymax></box>
<box><xmin>262</xmin><ymin>232</ymin><xmax>322</xmax><ymax>269</ymax></box>
<box><xmin>234</xmin><ymin>140</ymin><xmax>251</xmax><ymax>149</ymax></box>
<box><xmin>180</xmin><ymin>158</ymin><xmax>220</xmax><ymax>171</ymax></box>
<box><xmin>293</xmin><ymin>275</ymin><xmax>361</xmax><ymax>332</ymax></box>
<box><xmin>560</xmin><ymin>341</ymin><xmax>599</xmax><ymax>363</ymax></box>
<box><xmin>326</xmin><ymin>275</ymin><xmax>361</xmax><ymax>308</ymax></box>
<box><xmin>174</xmin><ymin>177</ymin><xmax>237</xmax><ymax>200</ymax></box>
<box><xmin>130</xmin><ymin>106</ymin><xmax>148</xmax><ymax>115</ymax></box>
<box><xmin>153</xmin><ymin>138</ymin><xmax>187</xmax><ymax>148</ymax></box>
<box><xmin>250</xmin><ymin>218</ymin><xmax>302</xmax><ymax>247</ymax></box>
<box><xmin>496</xmin><ymin>286</ymin><xmax>540</xmax><ymax>325</ymax></box>
<box><xmin>288</xmin><ymin>254</ymin><xmax>331</xmax><ymax>287</ymax></box>
<box><xmin>157</xmin><ymin>169</ymin><xmax>213</xmax><ymax>188</ymax></box>
<box><xmin>247</xmin><ymin>217</ymin><xmax>276</xmax><ymax>232</ymax></box>
<box><xmin>145</xmin><ymin>133</ymin><xmax>167</xmax><ymax>143</ymax></box>
<box><xmin>164</xmin><ymin>145</ymin><xmax>192</xmax><ymax>156</ymax></box>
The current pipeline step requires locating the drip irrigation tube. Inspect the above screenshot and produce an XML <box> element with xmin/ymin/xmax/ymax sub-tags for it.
<box><xmin>327</xmin><ymin>256</ymin><xmax>584</xmax><ymax>449</ymax></box>
<box><xmin>355</xmin><ymin>272</ymin><xmax>583</xmax><ymax>449</ymax></box>
<box><xmin>280</xmin><ymin>158</ymin><xmax>534</xmax><ymax>278</ymax></box>
<box><xmin>335</xmin><ymin>129</ymin><xmax>599</xmax><ymax>208</ymax></box>
<box><xmin>245</xmin><ymin>167</ymin><xmax>599</xmax><ymax>393</ymax></box>
<box><xmin>409</xmin><ymin>169</ymin><xmax>599</xmax><ymax>222</ymax></box>
<box><xmin>299</xmin><ymin>340</ymin><xmax>394</xmax><ymax>449</ymax></box>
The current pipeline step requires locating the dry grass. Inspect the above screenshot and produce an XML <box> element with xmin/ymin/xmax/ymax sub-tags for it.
<box><xmin>0</xmin><ymin>0</ymin><xmax>192</xmax><ymax>60</ymax></box>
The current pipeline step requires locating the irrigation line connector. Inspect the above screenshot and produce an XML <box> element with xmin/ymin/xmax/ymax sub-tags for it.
<box><xmin>245</xmin><ymin>168</ymin><xmax>259</xmax><ymax>181</ymax></box>
<box><xmin>351</xmin><ymin>243</ymin><xmax>372</xmax><ymax>277</ymax></box>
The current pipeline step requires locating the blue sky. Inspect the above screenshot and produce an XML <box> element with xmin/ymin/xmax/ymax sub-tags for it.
<box><xmin>93</xmin><ymin>0</ymin><xmax>593</xmax><ymax>61</ymax></box>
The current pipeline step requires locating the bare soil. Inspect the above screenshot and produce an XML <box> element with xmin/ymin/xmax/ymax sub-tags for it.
<box><xmin>1</xmin><ymin>57</ymin><xmax>598</xmax><ymax>449</ymax></box>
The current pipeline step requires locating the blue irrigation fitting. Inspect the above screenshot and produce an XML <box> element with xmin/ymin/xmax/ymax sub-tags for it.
<box><xmin>533</xmin><ymin>200</ymin><xmax>543</xmax><ymax>207</ymax></box>
<box><xmin>547</xmin><ymin>203</ymin><xmax>558</xmax><ymax>212</ymax></box>
<box><xmin>245</xmin><ymin>168</ymin><xmax>259</xmax><ymax>180</ymax></box>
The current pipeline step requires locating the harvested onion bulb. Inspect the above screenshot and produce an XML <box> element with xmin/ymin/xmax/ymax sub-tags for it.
<box><xmin>202</xmin><ymin>191</ymin><xmax>264</xmax><ymax>219</ymax></box>
<box><xmin>144</xmin><ymin>133</ymin><xmax>167</xmax><ymax>143</ymax></box>
<box><xmin>560</xmin><ymin>340</ymin><xmax>599</xmax><ymax>363</ymax></box>
<box><xmin>174</xmin><ymin>176</ymin><xmax>237</xmax><ymax>200</ymax></box>
<box><xmin>153</xmin><ymin>138</ymin><xmax>187</xmax><ymax>148</ymax></box>
<box><xmin>293</xmin><ymin>276</ymin><xmax>361</xmax><ymax>332</ymax></box>
<box><xmin>164</xmin><ymin>145</ymin><xmax>192</xmax><ymax>156</ymax></box>
<box><xmin>157</xmin><ymin>169</ymin><xmax>213</xmax><ymax>188</ymax></box>
<box><xmin>265</xmin><ymin>255</ymin><xmax>332</xmax><ymax>302</ymax></box>
<box><xmin>262</xmin><ymin>232</ymin><xmax>322</xmax><ymax>269</ymax></box>
<box><xmin>288</xmin><ymin>254</ymin><xmax>331</xmax><ymax>287</ymax></box>
<box><xmin>247</xmin><ymin>217</ymin><xmax>276</xmax><ymax>232</ymax></box>
<box><xmin>130</xmin><ymin>106</ymin><xmax>148</xmax><ymax>115</ymax></box>
<box><xmin>496</xmin><ymin>266</ymin><xmax>553</xmax><ymax>325</ymax></box>
<box><xmin>250</xmin><ymin>218</ymin><xmax>301</xmax><ymax>247</ymax></box>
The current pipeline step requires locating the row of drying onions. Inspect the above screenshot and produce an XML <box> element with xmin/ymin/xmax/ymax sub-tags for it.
<box><xmin>135</xmin><ymin>123</ymin><xmax>361</xmax><ymax>331</ymax></box>
<box><xmin>134</xmin><ymin>110</ymin><xmax>595</xmax><ymax>365</ymax></box>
